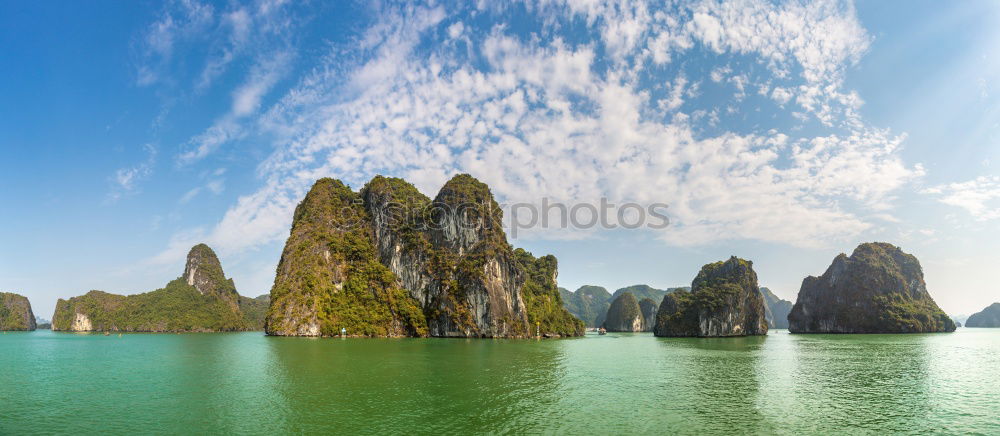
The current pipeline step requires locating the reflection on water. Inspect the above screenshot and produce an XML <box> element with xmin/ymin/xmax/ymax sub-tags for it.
<box><xmin>264</xmin><ymin>337</ymin><xmax>567</xmax><ymax>433</ymax></box>
<box><xmin>2</xmin><ymin>330</ymin><xmax>999</xmax><ymax>434</ymax></box>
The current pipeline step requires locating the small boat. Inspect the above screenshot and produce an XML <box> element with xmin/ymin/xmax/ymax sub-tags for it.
<box><xmin>598</xmin><ymin>327</ymin><xmax>607</xmax><ymax>335</ymax></box>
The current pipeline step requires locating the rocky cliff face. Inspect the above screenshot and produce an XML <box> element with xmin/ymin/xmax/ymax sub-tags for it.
<box><xmin>0</xmin><ymin>292</ymin><xmax>36</xmax><ymax>331</ymax></box>
<box><xmin>265</xmin><ymin>174</ymin><xmax>583</xmax><ymax>338</ymax></box>
<box><xmin>604</xmin><ymin>292</ymin><xmax>644</xmax><ymax>332</ymax></box>
<box><xmin>184</xmin><ymin>244</ymin><xmax>239</xmax><ymax>304</ymax></box>
<box><xmin>265</xmin><ymin>178</ymin><xmax>426</xmax><ymax>337</ymax></box>
<box><xmin>52</xmin><ymin>244</ymin><xmax>252</xmax><ymax>332</ymax></box>
<box><xmin>654</xmin><ymin>257</ymin><xmax>768</xmax><ymax>337</ymax></box>
<box><xmin>639</xmin><ymin>298</ymin><xmax>658</xmax><ymax>332</ymax></box>
<box><xmin>965</xmin><ymin>303</ymin><xmax>1000</xmax><ymax>328</ymax></box>
<box><xmin>761</xmin><ymin>287</ymin><xmax>793</xmax><ymax>329</ymax></box>
<box><xmin>787</xmin><ymin>242</ymin><xmax>955</xmax><ymax>334</ymax></box>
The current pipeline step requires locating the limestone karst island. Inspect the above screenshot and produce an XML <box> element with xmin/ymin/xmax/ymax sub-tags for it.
<box><xmin>4</xmin><ymin>1</ymin><xmax>1000</xmax><ymax>434</ymax></box>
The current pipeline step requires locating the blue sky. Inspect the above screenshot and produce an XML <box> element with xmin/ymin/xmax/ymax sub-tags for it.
<box><xmin>2</xmin><ymin>0</ymin><xmax>999</xmax><ymax>319</ymax></box>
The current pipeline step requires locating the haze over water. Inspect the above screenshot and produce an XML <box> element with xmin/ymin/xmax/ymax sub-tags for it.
<box><xmin>2</xmin><ymin>330</ymin><xmax>998</xmax><ymax>434</ymax></box>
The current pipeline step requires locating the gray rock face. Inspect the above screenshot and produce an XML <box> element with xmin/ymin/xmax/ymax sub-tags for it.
<box><xmin>184</xmin><ymin>244</ymin><xmax>238</xmax><ymax>302</ymax></box>
<box><xmin>654</xmin><ymin>257</ymin><xmax>768</xmax><ymax>337</ymax></box>
<box><xmin>604</xmin><ymin>292</ymin><xmax>643</xmax><ymax>332</ymax></box>
<box><xmin>639</xmin><ymin>298</ymin><xmax>658</xmax><ymax>332</ymax></box>
<box><xmin>363</xmin><ymin>175</ymin><xmax>531</xmax><ymax>338</ymax></box>
<box><xmin>787</xmin><ymin>242</ymin><xmax>955</xmax><ymax>334</ymax></box>
<box><xmin>966</xmin><ymin>303</ymin><xmax>1000</xmax><ymax>327</ymax></box>
<box><xmin>0</xmin><ymin>292</ymin><xmax>36</xmax><ymax>331</ymax></box>
<box><xmin>761</xmin><ymin>287</ymin><xmax>793</xmax><ymax>329</ymax></box>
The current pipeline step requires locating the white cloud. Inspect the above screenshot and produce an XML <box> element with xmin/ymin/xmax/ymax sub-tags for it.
<box><xmin>150</xmin><ymin>0</ymin><xmax>919</xmax><ymax>264</ymax></box>
<box><xmin>108</xmin><ymin>144</ymin><xmax>158</xmax><ymax>202</ymax></box>
<box><xmin>924</xmin><ymin>176</ymin><xmax>1000</xmax><ymax>221</ymax></box>
<box><xmin>179</xmin><ymin>187</ymin><xmax>202</xmax><ymax>204</ymax></box>
<box><xmin>447</xmin><ymin>21</ymin><xmax>464</xmax><ymax>39</ymax></box>
<box><xmin>179</xmin><ymin>51</ymin><xmax>291</xmax><ymax>164</ymax></box>
<box><xmin>136</xmin><ymin>0</ymin><xmax>214</xmax><ymax>86</ymax></box>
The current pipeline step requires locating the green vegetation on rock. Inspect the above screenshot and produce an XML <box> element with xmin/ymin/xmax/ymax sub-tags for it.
<box><xmin>604</xmin><ymin>292</ymin><xmax>643</xmax><ymax>332</ymax></box>
<box><xmin>515</xmin><ymin>249</ymin><xmax>585</xmax><ymax>337</ymax></box>
<box><xmin>266</xmin><ymin>178</ymin><xmax>427</xmax><ymax>337</ymax></box>
<box><xmin>53</xmin><ymin>280</ymin><xmax>249</xmax><ymax>332</ymax></box>
<box><xmin>0</xmin><ymin>292</ymin><xmax>36</xmax><ymax>331</ymax></box>
<box><xmin>266</xmin><ymin>174</ymin><xmax>583</xmax><ymax>338</ymax></box>
<box><xmin>788</xmin><ymin>242</ymin><xmax>955</xmax><ymax>334</ymax></box>
<box><xmin>560</xmin><ymin>285</ymin><xmax>612</xmax><ymax>327</ymax></box>
<box><xmin>52</xmin><ymin>244</ymin><xmax>258</xmax><ymax>333</ymax></box>
<box><xmin>654</xmin><ymin>257</ymin><xmax>768</xmax><ymax>337</ymax></box>
<box><xmin>611</xmin><ymin>285</ymin><xmax>684</xmax><ymax>303</ymax></box>
<box><xmin>239</xmin><ymin>295</ymin><xmax>271</xmax><ymax>330</ymax></box>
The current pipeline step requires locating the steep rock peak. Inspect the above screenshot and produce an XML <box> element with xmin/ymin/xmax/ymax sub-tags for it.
<box><xmin>183</xmin><ymin>244</ymin><xmax>236</xmax><ymax>299</ymax></box>
<box><xmin>429</xmin><ymin>174</ymin><xmax>506</xmax><ymax>255</ymax></box>
<box><xmin>604</xmin><ymin>292</ymin><xmax>643</xmax><ymax>332</ymax></box>
<box><xmin>293</xmin><ymin>178</ymin><xmax>363</xmax><ymax>231</ymax></box>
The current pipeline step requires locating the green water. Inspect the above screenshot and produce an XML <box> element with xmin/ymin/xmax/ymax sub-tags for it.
<box><xmin>2</xmin><ymin>329</ymin><xmax>998</xmax><ymax>434</ymax></box>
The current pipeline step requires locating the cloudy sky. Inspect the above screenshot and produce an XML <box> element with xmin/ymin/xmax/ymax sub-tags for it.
<box><xmin>2</xmin><ymin>0</ymin><xmax>999</xmax><ymax>319</ymax></box>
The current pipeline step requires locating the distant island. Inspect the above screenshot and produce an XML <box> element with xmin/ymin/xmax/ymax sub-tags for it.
<box><xmin>52</xmin><ymin>244</ymin><xmax>262</xmax><ymax>332</ymax></box>
<box><xmin>560</xmin><ymin>284</ymin><xmax>687</xmax><ymax>328</ymax></box>
<box><xmin>761</xmin><ymin>287</ymin><xmax>792</xmax><ymax>329</ymax></box>
<box><xmin>788</xmin><ymin>242</ymin><xmax>955</xmax><ymax>334</ymax></box>
<box><xmin>603</xmin><ymin>292</ymin><xmax>644</xmax><ymax>332</ymax></box>
<box><xmin>0</xmin><ymin>292</ymin><xmax>37</xmax><ymax>331</ymax></box>
<box><xmin>264</xmin><ymin>175</ymin><xmax>583</xmax><ymax>338</ymax></box>
<box><xmin>966</xmin><ymin>303</ymin><xmax>1000</xmax><ymax>327</ymax></box>
<box><xmin>560</xmin><ymin>285</ymin><xmax>613</xmax><ymax>328</ymax></box>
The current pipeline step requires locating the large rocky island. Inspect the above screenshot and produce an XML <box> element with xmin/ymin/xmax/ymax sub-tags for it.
<box><xmin>603</xmin><ymin>292</ymin><xmax>644</xmax><ymax>332</ymax></box>
<box><xmin>654</xmin><ymin>257</ymin><xmax>768</xmax><ymax>337</ymax></box>
<box><xmin>265</xmin><ymin>175</ymin><xmax>584</xmax><ymax>338</ymax></box>
<box><xmin>788</xmin><ymin>242</ymin><xmax>955</xmax><ymax>333</ymax></box>
<box><xmin>966</xmin><ymin>303</ymin><xmax>1000</xmax><ymax>327</ymax></box>
<box><xmin>53</xmin><ymin>244</ymin><xmax>259</xmax><ymax>332</ymax></box>
<box><xmin>0</xmin><ymin>292</ymin><xmax>37</xmax><ymax>331</ymax></box>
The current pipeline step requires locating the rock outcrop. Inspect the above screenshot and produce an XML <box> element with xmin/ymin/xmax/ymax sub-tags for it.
<box><xmin>761</xmin><ymin>287</ymin><xmax>793</xmax><ymax>329</ymax></box>
<box><xmin>966</xmin><ymin>303</ymin><xmax>1000</xmax><ymax>328</ymax></box>
<box><xmin>53</xmin><ymin>245</ymin><xmax>253</xmax><ymax>332</ymax></box>
<box><xmin>603</xmin><ymin>292</ymin><xmax>644</xmax><ymax>332</ymax></box>
<box><xmin>560</xmin><ymin>285</ymin><xmax>612</xmax><ymax>327</ymax></box>
<box><xmin>0</xmin><ymin>292</ymin><xmax>36</xmax><ymax>331</ymax></box>
<box><xmin>654</xmin><ymin>257</ymin><xmax>768</xmax><ymax>337</ymax></box>
<box><xmin>184</xmin><ymin>244</ymin><xmax>240</xmax><ymax>305</ymax></box>
<box><xmin>265</xmin><ymin>175</ymin><xmax>584</xmax><ymax>338</ymax></box>
<box><xmin>787</xmin><ymin>242</ymin><xmax>955</xmax><ymax>334</ymax></box>
<box><xmin>638</xmin><ymin>298</ymin><xmax>658</xmax><ymax>332</ymax></box>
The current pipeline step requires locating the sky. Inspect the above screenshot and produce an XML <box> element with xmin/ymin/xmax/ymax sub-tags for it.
<box><xmin>2</xmin><ymin>0</ymin><xmax>999</xmax><ymax>320</ymax></box>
